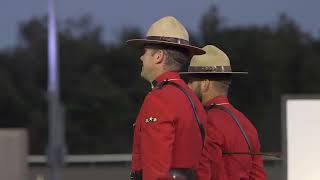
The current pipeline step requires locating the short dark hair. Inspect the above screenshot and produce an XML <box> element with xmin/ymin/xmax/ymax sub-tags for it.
<box><xmin>186</xmin><ymin>74</ymin><xmax>232</xmax><ymax>94</ymax></box>
<box><xmin>145</xmin><ymin>44</ymin><xmax>190</xmax><ymax>71</ymax></box>
<box><xmin>163</xmin><ymin>47</ymin><xmax>190</xmax><ymax>71</ymax></box>
<box><xmin>213</xmin><ymin>79</ymin><xmax>231</xmax><ymax>94</ymax></box>
<box><xmin>210</xmin><ymin>75</ymin><xmax>231</xmax><ymax>94</ymax></box>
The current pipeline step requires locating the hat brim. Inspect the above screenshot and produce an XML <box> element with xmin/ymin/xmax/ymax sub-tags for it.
<box><xmin>127</xmin><ymin>39</ymin><xmax>205</xmax><ymax>55</ymax></box>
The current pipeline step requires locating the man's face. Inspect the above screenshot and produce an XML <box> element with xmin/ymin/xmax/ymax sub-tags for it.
<box><xmin>188</xmin><ymin>79</ymin><xmax>202</xmax><ymax>101</ymax></box>
<box><xmin>140</xmin><ymin>48</ymin><xmax>157</xmax><ymax>82</ymax></box>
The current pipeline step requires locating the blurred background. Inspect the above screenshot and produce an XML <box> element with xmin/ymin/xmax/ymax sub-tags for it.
<box><xmin>0</xmin><ymin>0</ymin><xmax>319</xmax><ymax>179</ymax></box>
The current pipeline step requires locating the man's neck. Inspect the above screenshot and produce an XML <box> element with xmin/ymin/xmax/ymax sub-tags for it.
<box><xmin>149</xmin><ymin>69</ymin><xmax>168</xmax><ymax>83</ymax></box>
<box><xmin>202</xmin><ymin>92</ymin><xmax>226</xmax><ymax>105</ymax></box>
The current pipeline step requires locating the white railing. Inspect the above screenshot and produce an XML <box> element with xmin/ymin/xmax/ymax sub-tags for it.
<box><xmin>28</xmin><ymin>154</ymin><xmax>132</xmax><ymax>164</ymax></box>
<box><xmin>28</xmin><ymin>154</ymin><xmax>280</xmax><ymax>164</ymax></box>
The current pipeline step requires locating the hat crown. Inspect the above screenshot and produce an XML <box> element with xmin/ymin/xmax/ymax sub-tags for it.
<box><xmin>126</xmin><ymin>16</ymin><xmax>206</xmax><ymax>55</ymax></box>
<box><xmin>146</xmin><ymin>16</ymin><xmax>189</xmax><ymax>41</ymax></box>
<box><xmin>190</xmin><ymin>45</ymin><xmax>230</xmax><ymax>67</ymax></box>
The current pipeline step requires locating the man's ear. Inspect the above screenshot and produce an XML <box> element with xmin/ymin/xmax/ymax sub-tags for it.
<box><xmin>154</xmin><ymin>49</ymin><xmax>165</xmax><ymax>64</ymax></box>
<box><xmin>200</xmin><ymin>79</ymin><xmax>210</xmax><ymax>93</ymax></box>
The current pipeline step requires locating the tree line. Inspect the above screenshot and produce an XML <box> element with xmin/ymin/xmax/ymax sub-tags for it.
<box><xmin>0</xmin><ymin>6</ymin><xmax>319</xmax><ymax>154</ymax></box>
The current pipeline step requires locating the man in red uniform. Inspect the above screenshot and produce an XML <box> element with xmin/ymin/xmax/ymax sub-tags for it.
<box><xmin>180</xmin><ymin>45</ymin><xmax>266</xmax><ymax>180</ymax></box>
<box><xmin>126</xmin><ymin>16</ymin><xmax>208</xmax><ymax>180</ymax></box>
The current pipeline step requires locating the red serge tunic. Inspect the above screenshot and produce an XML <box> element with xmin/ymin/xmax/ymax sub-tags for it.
<box><xmin>131</xmin><ymin>71</ymin><xmax>207</xmax><ymax>180</ymax></box>
<box><xmin>198</xmin><ymin>96</ymin><xmax>266</xmax><ymax>180</ymax></box>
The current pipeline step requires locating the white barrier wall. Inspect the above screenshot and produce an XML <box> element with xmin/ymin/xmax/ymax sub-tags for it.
<box><xmin>0</xmin><ymin>129</ymin><xmax>28</xmax><ymax>180</ymax></box>
<box><xmin>283</xmin><ymin>97</ymin><xmax>320</xmax><ymax>180</ymax></box>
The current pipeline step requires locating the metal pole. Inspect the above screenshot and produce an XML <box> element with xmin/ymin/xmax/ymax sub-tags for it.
<box><xmin>47</xmin><ymin>0</ymin><xmax>66</xmax><ymax>179</ymax></box>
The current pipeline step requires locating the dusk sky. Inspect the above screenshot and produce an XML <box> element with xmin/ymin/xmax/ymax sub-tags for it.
<box><xmin>1</xmin><ymin>0</ymin><xmax>319</xmax><ymax>49</ymax></box>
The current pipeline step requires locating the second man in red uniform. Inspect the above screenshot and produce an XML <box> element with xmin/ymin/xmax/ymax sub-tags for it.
<box><xmin>181</xmin><ymin>45</ymin><xmax>266</xmax><ymax>180</ymax></box>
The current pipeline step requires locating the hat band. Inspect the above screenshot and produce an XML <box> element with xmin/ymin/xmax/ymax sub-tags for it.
<box><xmin>146</xmin><ymin>36</ymin><xmax>190</xmax><ymax>45</ymax></box>
<box><xmin>188</xmin><ymin>66</ymin><xmax>232</xmax><ymax>73</ymax></box>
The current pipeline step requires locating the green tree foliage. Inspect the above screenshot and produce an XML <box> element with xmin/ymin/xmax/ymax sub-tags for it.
<box><xmin>0</xmin><ymin>16</ymin><xmax>148</xmax><ymax>154</ymax></box>
<box><xmin>0</xmin><ymin>6</ymin><xmax>319</xmax><ymax>154</ymax></box>
<box><xmin>199</xmin><ymin>6</ymin><xmax>320</xmax><ymax>151</ymax></box>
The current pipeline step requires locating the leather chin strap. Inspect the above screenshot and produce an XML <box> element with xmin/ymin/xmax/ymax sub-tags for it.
<box><xmin>155</xmin><ymin>79</ymin><xmax>206</xmax><ymax>145</ymax></box>
<box><xmin>206</xmin><ymin>103</ymin><xmax>254</xmax><ymax>159</ymax></box>
<box><xmin>206</xmin><ymin>103</ymin><xmax>281</xmax><ymax>158</ymax></box>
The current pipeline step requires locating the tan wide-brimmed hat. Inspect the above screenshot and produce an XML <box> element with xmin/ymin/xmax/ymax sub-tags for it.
<box><xmin>180</xmin><ymin>45</ymin><xmax>248</xmax><ymax>75</ymax></box>
<box><xmin>126</xmin><ymin>16</ymin><xmax>205</xmax><ymax>55</ymax></box>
